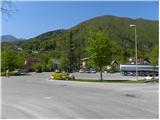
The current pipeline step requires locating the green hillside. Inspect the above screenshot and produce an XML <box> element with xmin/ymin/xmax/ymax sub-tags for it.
<box><xmin>1</xmin><ymin>15</ymin><xmax>158</xmax><ymax>72</ymax></box>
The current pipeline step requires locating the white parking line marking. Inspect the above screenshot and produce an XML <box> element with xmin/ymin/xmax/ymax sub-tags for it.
<box><xmin>43</xmin><ymin>96</ymin><xmax>52</xmax><ymax>99</ymax></box>
<box><xmin>12</xmin><ymin>104</ymin><xmax>43</xmax><ymax>118</ymax></box>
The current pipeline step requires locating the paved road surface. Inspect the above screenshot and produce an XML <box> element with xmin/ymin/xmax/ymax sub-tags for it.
<box><xmin>1</xmin><ymin>72</ymin><xmax>159</xmax><ymax>119</ymax></box>
<box><xmin>72</xmin><ymin>72</ymin><xmax>146</xmax><ymax>80</ymax></box>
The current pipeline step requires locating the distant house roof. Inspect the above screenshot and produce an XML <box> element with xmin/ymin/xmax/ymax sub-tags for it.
<box><xmin>80</xmin><ymin>57</ymin><xmax>90</xmax><ymax>61</ymax></box>
<box><xmin>143</xmin><ymin>58</ymin><xmax>151</xmax><ymax>64</ymax></box>
<box><xmin>111</xmin><ymin>60</ymin><xmax>119</xmax><ymax>65</ymax></box>
<box><xmin>129</xmin><ymin>57</ymin><xmax>150</xmax><ymax>64</ymax></box>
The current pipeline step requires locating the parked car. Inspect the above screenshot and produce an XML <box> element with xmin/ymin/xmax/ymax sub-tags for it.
<box><xmin>90</xmin><ymin>69</ymin><xmax>96</xmax><ymax>73</ymax></box>
<box><xmin>55</xmin><ymin>69</ymin><xmax>60</xmax><ymax>73</ymax></box>
<box><xmin>145</xmin><ymin>76</ymin><xmax>153</xmax><ymax>80</ymax></box>
<box><xmin>155</xmin><ymin>76</ymin><xmax>159</xmax><ymax>79</ymax></box>
<box><xmin>85</xmin><ymin>69</ymin><xmax>91</xmax><ymax>73</ymax></box>
<box><xmin>79</xmin><ymin>69</ymin><xmax>85</xmax><ymax>73</ymax></box>
<box><xmin>14</xmin><ymin>69</ymin><xmax>28</xmax><ymax>75</ymax></box>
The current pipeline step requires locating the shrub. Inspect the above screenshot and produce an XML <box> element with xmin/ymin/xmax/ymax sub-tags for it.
<box><xmin>1</xmin><ymin>72</ymin><xmax>6</xmax><ymax>76</ymax></box>
<box><xmin>51</xmin><ymin>72</ymin><xmax>75</xmax><ymax>80</ymax></box>
<box><xmin>33</xmin><ymin>63</ymin><xmax>42</xmax><ymax>73</ymax></box>
<box><xmin>51</xmin><ymin>72</ymin><xmax>69</xmax><ymax>80</ymax></box>
<box><xmin>69</xmin><ymin>74</ymin><xmax>75</xmax><ymax>80</ymax></box>
<box><xmin>1</xmin><ymin>71</ymin><xmax>19</xmax><ymax>76</ymax></box>
<box><xmin>10</xmin><ymin>71</ymin><xmax>19</xmax><ymax>76</ymax></box>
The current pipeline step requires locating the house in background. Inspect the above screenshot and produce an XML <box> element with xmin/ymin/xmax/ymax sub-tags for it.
<box><xmin>128</xmin><ymin>57</ymin><xmax>150</xmax><ymax>65</ymax></box>
<box><xmin>80</xmin><ymin>57</ymin><xmax>90</xmax><ymax>69</ymax></box>
<box><xmin>52</xmin><ymin>59</ymin><xmax>60</xmax><ymax>70</ymax></box>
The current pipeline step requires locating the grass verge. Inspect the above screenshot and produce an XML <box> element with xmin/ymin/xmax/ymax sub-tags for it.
<box><xmin>67</xmin><ymin>79</ymin><xmax>146</xmax><ymax>83</ymax></box>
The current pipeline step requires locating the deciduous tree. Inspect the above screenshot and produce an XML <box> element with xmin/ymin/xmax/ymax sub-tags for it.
<box><xmin>87</xmin><ymin>31</ymin><xmax>113</xmax><ymax>80</ymax></box>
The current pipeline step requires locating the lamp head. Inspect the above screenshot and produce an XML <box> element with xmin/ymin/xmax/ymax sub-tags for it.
<box><xmin>130</xmin><ymin>24</ymin><xmax>136</xmax><ymax>27</ymax></box>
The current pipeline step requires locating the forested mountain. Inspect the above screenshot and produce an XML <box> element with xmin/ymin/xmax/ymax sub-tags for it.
<box><xmin>17</xmin><ymin>15</ymin><xmax>158</xmax><ymax>52</ymax></box>
<box><xmin>1</xmin><ymin>15</ymin><xmax>158</xmax><ymax>71</ymax></box>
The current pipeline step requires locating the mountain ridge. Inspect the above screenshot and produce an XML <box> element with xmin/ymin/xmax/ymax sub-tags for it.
<box><xmin>1</xmin><ymin>35</ymin><xmax>19</xmax><ymax>42</ymax></box>
<box><xmin>1</xmin><ymin>35</ymin><xmax>27</xmax><ymax>42</ymax></box>
<box><xmin>2</xmin><ymin>15</ymin><xmax>158</xmax><ymax>64</ymax></box>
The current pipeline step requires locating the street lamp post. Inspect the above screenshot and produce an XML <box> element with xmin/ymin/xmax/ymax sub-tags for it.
<box><xmin>130</xmin><ymin>24</ymin><xmax>138</xmax><ymax>81</ymax></box>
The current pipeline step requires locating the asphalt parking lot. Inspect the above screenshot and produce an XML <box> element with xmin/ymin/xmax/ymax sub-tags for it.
<box><xmin>1</xmin><ymin>72</ymin><xmax>159</xmax><ymax>119</ymax></box>
<box><xmin>72</xmin><ymin>72</ymin><xmax>146</xmax><ymax>80</ymax></box>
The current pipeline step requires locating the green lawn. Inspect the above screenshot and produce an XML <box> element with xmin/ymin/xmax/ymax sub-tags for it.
<box><xmin>68</xmin><ymin>79</ymin><xmax>147</xmax><ymax>83</ymax></box>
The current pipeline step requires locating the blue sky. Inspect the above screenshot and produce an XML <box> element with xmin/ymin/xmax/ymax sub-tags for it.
<box><xmin>2</xmin><ymin>1</ymin><xmax>159</xmax><ymax>39</ymax></box>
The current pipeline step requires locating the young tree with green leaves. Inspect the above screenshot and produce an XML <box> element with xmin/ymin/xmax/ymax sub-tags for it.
<box><xmin>1</xmin><ymin>50</ymin><xmax>17</xmax><ymax>71</ymax></box>
<box><xmin>150</xmin><ymin>45</ymin><xmax>158</xmax><ymax>77</ymax></box>
<box><xmin>87</xmin><ymin>31</ymin><xmax>113</xmax><ymax>80</ymax></box>
<box><xmin>59</xmin><ymin>53</ymin><xmax>69</xmax><ymax>71</ymax></box>
<box><xmin>150</xmin><ymin>44</ymin><xmax>158</xmax><ymax>65</ymax></box>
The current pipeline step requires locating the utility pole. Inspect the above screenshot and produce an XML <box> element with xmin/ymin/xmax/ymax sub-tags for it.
<box><xmin>130</xmin><ymin>24</ymin><xmax>138</xmax><ymax>81</ymax></box>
